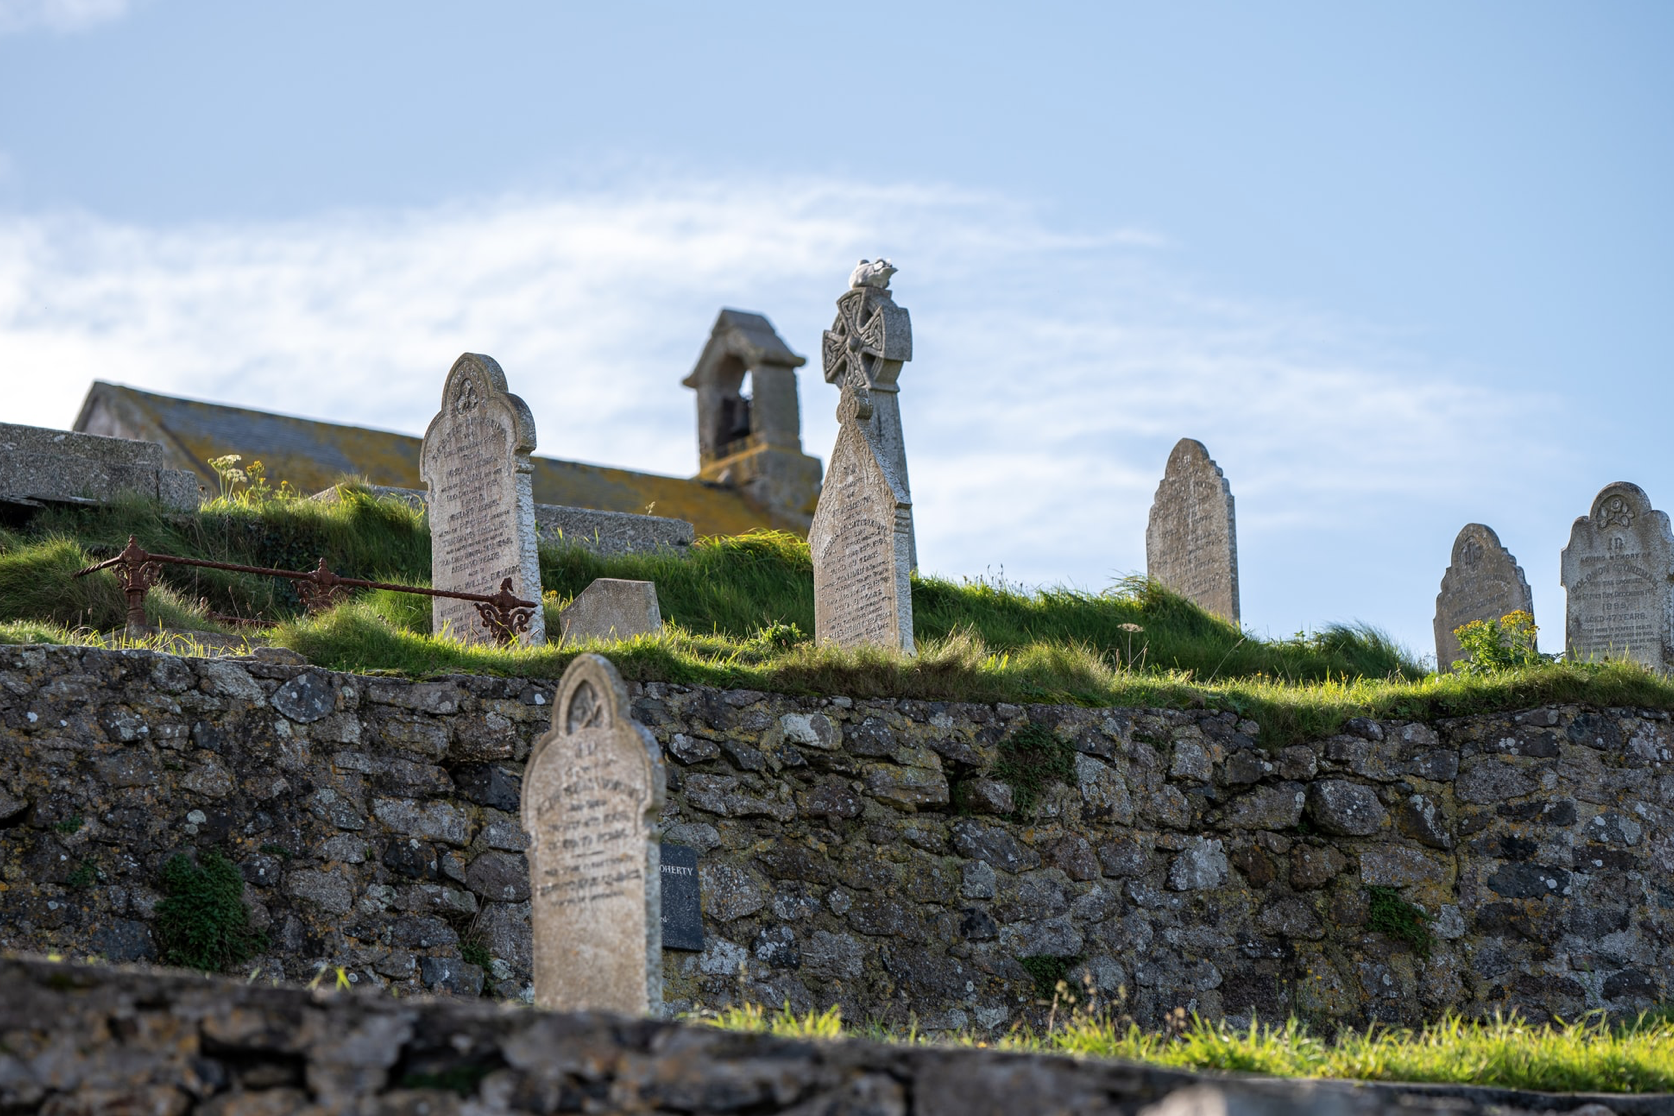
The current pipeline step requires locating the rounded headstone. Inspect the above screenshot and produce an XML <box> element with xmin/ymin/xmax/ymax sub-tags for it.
<box><xmin>1561</xmin><ymin>482</ymin><xmax>1674</xmax><ymax>672</ymax></box>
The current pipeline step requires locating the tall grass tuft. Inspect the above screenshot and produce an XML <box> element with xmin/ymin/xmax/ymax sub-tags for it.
<box><xmin>706</xmin><ymin>1003</ymin><xmax>1674</xmax><ymax>1095</ymax></box>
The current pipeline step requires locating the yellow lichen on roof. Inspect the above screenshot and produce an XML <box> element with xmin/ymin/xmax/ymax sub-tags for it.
<box><xmin>74</xmin><ymin>383</ymin><xmax>801</xmax><ymax>539</ymax></box>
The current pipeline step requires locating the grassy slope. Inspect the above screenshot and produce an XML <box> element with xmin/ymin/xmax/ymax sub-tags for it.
<box><xmin>3</xmin><ymin>490</ymin><xmax>1673</xmax><ymax>744</ymax></box>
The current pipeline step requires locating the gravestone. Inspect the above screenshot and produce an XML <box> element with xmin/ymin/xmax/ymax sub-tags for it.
<box><xmin>520</xmin><ymin>653</ymin><xmax>667</xmax><ymax>1014</ymax></box>
<box><xmin>1145</xmin><ymin>438</ymin><xmax>1240</xmax><ymax>623</ymax></box>
<box><xmin>559</xmin><ymin>579</ymin><xmax>663</xmax><ymax>645</ymax></box>
<box><xmin>419</xmin><ymin>354</ymin><xmax>546</xmax><ymax>646</ymax></box>
<box><xmin>659</xmin><ymin>844</ymin><xmax>703</xmax><ymax>951</ymax></box>
<box><xmin>809</xmin><ymin>259</ymin><xmax>916</xmax><ymax>653</ymax></box>
<box><xmin>1561</xmin><ymin>481</ymin><xmax>1674</xmax><ymax>672</ymax></box>
<box><xmin>1433</xmin><ymin>524</ymin><xmax>1535</xmax><ymax>670</ymax></box>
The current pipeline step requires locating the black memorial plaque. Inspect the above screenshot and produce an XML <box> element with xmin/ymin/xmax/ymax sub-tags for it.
<box><xmin>660</xmin><ymin>843</ymin><xmax>703</xmax><ymax>951</ymax></box>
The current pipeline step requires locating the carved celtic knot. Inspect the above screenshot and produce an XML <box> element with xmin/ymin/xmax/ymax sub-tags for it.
<box><xmin>566</xmin><ymin>679</ymin><xmax>604</xmax><ymax>733</ymax></box>
<box><xmin>454</xmin><ymin>377</ymin><xmax>480</xmax><ymax>415</ymax></box>
<box><xmin>834</xmin><ymin>365</ymin><xmax>874</xmax><ymax>426</ymax></box>
<box><xmin>1599</xmin><ymin>495</ymin><xmax>1635</xmax><ymax>530</ymax></box>
<box><xmin>822</xmin><ymin>282</ymin><xmax>911</xmax><ymax>392</ymax></box>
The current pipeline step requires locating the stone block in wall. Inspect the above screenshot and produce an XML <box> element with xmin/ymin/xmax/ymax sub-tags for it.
<box><xmin>0</xmin><ymin>421</ymin><xmax>201</xmax><ymax>512</ymax></box>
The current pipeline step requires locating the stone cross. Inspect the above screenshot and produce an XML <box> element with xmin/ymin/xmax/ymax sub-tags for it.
<box><xmin>419</xmin><ymin>354</ymin><xmax>546</xmax><ymax>646</ymax></box>
<box><xmin>821</xmin><ymin>257</ymin><xmax>916</xmax><ymax>570</ymax></box>
<box><xmin>1434</xmin><ymin>523</ymin><xmax>1534</xmax><ymax>670</ymax></box>
<box><xmin>1561</xmin><ymin>481</ymin><xmax>1674</xmax><ymax>672</ymax></box>
<box><xmin>520</xmin><ymin>653</ymin><xmax>667</xmax><ymax>1014</ymax></box>
<box><xmin>810</xmin><ymin>260</ymin><xmax>916</xmax><ymax>653</ymax></box>
<box><xmin>1145</xmin><ymin>438</ymin><xmax>1240</xmax><ymax>623</ymax></box>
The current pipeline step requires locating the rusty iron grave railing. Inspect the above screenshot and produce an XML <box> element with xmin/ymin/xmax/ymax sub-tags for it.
<box><xmin>75</xmin><ymin>535</ymin><xmax>538</xmax><ymax>645</ymax></box>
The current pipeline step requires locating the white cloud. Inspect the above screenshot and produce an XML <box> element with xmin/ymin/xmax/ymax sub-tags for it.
<box><xmin>0</xmin><ymin>178</ymin><xmax>1560</xmax><ymax>655</ymax></box>
<box><xmin>0</xmin><ymin>0</ymin><xmax>131</xmax><ymax>35</ymax></box>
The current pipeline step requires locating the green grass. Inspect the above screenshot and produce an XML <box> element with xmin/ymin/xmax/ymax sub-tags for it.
<box><xmin>543</xmin><ymin>532</ymin><xmax>1419</xmax><ymax>684</ymax></box>
<box><xmin>0</xmin><ymin>488</ymin><xmax>429</xmax><ymax>628</ymax></box>
<box><xmin>705</xmin><ymin>1004</ymin><xmax>1674</xmax><ymax>1095</ymax></box>
<box><xmin>4</xmin><ymin>490</ymin><xmax>1674</xmax><ymax>744</ymax></box>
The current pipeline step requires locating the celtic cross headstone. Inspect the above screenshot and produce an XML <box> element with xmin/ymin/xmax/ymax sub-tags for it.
<box><xmin>810</xmin><ymin>259</ymin><xmax>917</xmax><ymax>653</ymax></box>
<box><xmin>419</xmin><ymin>353</ymin><xmax>546</xmax><ymax>646</ymax></box>
<box><xmin>1561</xmin><ymin>481</ymin><xmax>1674</xmax><ymax>671</ymax></box>
<box><xmin>1434</xmin><ymin>523</ymin><xmax>1534</xmax><ymax>670</ymax></box>
<box><xmin>520</xmin><ymin>653</ymin><xmax>667</xmax><ymax>1014</ymax></box>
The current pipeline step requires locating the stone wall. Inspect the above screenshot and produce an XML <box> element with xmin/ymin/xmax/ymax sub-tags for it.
<box><xmin>0</xmin><ymin>421</ymin><xmax>201</xmax><ymax>513</ymax></box>
<box><xmin>313</xmin><ymin>484</ymin><xmax>696</xmax><ymax>558</ymax></box>
<box><xmin>12</xmin><ymin>957</ymin><xmax>1647</xmax><ymax>1116</ymax></box>
<box><xmin>0</xmin><ymin>644</ymin><xmax>1670</xmax><ymax>1033</ymax></box>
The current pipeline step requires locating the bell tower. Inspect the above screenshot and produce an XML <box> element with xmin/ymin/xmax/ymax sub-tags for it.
<box><xmin>683</xmin><ymin>310</ymin><xmax>823</xmax><ymax>530</ymax></box>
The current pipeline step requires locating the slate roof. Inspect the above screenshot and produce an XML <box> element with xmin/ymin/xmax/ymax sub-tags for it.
<box><xmin>73</xmin><ymin>382</ymin><xmax>802</xmax><ymax>538</ymax></box>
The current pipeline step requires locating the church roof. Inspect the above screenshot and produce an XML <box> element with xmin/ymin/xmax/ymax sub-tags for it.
<box><xmin>73</xmin><ymin>382</ymin><xmax>801</xmax><ymax>538</ymax></box>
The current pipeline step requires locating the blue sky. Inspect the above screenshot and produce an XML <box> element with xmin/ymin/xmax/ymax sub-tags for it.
<box><xmin>2</xmin><ymin>0</ymin><xmax>1671</xmax><ymax>661</ymax></box>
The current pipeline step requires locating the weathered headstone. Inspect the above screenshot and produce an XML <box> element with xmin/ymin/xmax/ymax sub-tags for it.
<box><xmin>559</xmin><ymin>579</ymin><xmax>663</xmax><ymax>645</ymax></box>
<box><xmin>810</xmin><ymin>259</ymin><xmax>916</xmax><ymax>653</ymax></box>
<box><xmin>659</xmin><ymin>844</ymin><xmax>703</xmax><ymax>952</ymax></box>
<box><xmin>1561</xmin><ymin>481</ymin><xmax>1674</xmax><ymax>672</ymax></box>
<box><xmin>520</xmin><ymin>653</ymin><xmax>667</xmax><ymax>1014</ymax></box>
<box><xmin>1433</xmin><ymin>524</ymin><xmax>1535</xmax><ymax>670</ymax></box>
<box><xmin>1145</xmin><ymin>438</ymin><xmax>1240</xmax><ymax>623</ymax></box>
<box><xmin>419</xmin><ymin>354</ymin><xmax>546</xmax><ymax>646</ymax></box>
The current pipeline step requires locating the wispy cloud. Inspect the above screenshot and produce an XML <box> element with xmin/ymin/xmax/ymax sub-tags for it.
<box><xmin>0</xmin><ymin>0</ymin><xmax>132</xmax><ymax>35</ymax></box>
<box><xmin>0</xmin><ymin>178</ymin><xmax>1558</xmax><ymax>653</ymax></box>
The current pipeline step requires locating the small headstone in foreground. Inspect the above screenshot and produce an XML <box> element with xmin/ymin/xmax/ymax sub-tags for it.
<box><xmin>558</xmin><ymin>578</ymin><xmax>663</xmax><ymax>645</ymax></box>
<box><xmin>1146</xmin><ymin>438</ymin><xmax>1240</xmax><ymax>623</ymax></box>
<box><xmin>810</xmin><ymin>259</ymin><xmax>916</xmax><ymax>653</ymax></box>
<box><xmin>1561</xmin><ymin>481</ymin><xmax>1674</xmax><ymax>672</ymax></box>
<box><xmin>520</xmin><ymin>653</ymin><xmax>667</xmax><ymax>1014</ymax></box>
<box><xmin>418</xmin><ymin>353</ymin><xmax>546</xmax><ymax>646</ymax></box>
<box><xmin>659</xmin><ymin>844</ymin><xmax>703</xmax><ymax>952</ymax></box>
<box><xmin>1433</xmin><ymin>523</ymin><xmax>1534</xmax><ymax>670</ymax></box>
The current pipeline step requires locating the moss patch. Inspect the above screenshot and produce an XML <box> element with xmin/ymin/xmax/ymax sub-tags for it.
<box><xmin>994</xmin><ymin>724</ymin><xmax>1077</xmax><ymax>821</ymax></box>
<box><xmin>1019</xmin><ymin>955</ymin><xmax>1078</xmax><ymax>1000</ymax></box>
<box><xmin>1366</xmin><ymin>886</ymin><xmax>1434</xmax><ymax>959</ymax></box>
<box><xmin>154</xmin><ymin>848</ymin><xmax>267</xmax><ymax>972</ymax></box>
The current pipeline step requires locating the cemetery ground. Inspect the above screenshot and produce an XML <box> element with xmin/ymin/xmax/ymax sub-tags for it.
<box><xmin>1</xmin><ymin>484</ymin><xmax>1671</xmax><ymax>748</ymax></box>
<box><xmin>4</xmin><ymin>485</ymin><xmax>1674</xmax><ymax>1104</ymax></box>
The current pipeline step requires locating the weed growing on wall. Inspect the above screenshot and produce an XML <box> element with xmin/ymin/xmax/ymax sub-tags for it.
<box><xmin>1365</xmin><ymin>886</ymin><xmax>1435</xmax><ymax>958</ymax></box>
<box><xmin>994</xmin><ymin>724</ymin><xmax>1076</xmax><ymax>821</ymax></box>
<box><xmin>1018</xmin><ymin>955</ymin><xmax>1078</xmax><ymax>1000</ymax></box>
<box><xmin>154</xmin><ymin>849</ymin><xmax>267</xmax><ymax>973</ymax></box>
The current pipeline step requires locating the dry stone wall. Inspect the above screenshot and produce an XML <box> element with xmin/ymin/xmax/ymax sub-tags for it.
<box><xmin>3</xmin><ymin>956</ymin><xmax>1654</xmax><ymax>1116</ymax></box>
<box><xmin>0</xmin><ymin>644</ymin><xmax>1671</xmax><ymax>1033</ymax></box>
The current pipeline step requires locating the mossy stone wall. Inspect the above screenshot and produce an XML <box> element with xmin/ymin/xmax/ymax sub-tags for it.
<box><xmin>0</xmin><ymin>645</ymin><xmax>1668</xmax><ymax>1031</ymax></box>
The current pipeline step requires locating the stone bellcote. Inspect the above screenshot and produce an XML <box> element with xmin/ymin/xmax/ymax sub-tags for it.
<box><xmin>683</xmin><ymin>309</ymin><xmax>823</xmax><ymax>530</ymax></box>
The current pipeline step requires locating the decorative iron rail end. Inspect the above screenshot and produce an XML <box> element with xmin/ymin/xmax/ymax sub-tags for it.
<box><xmin>75</xmin><ymin>536</ymin><xmax>537</xmax><ymax>646</ymax></box>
